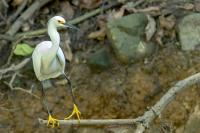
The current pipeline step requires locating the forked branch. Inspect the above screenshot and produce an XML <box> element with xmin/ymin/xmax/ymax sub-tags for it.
<box><xmin>39</xmin><ymin>72</ymin><xmax>200</xmax><ymax>133</ymax></box>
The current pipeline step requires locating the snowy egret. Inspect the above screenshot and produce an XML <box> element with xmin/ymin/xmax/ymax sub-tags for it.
<box><xmin>32</xmin><ymin>16</ymin><xmax>80</xmax><ymax>128</ymax></box>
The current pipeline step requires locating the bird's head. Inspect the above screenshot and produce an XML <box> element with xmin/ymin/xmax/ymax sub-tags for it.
<box><xmin>49</xmin><ymin>16</ymin><xmax>78</xmax><ymax>30</ymax></box>
<box><xmin>50</xmin><ymin>16</ymin><xmax>66</xmax><ymax>28</ymax></box>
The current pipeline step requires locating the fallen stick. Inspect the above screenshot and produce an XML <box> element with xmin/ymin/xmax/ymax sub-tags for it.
<box><xmin>6</xmin><ymin>0</ymin><xmax>51</xmax><ymax>36</ymax></box>
<box><xmin>0</xmin><ymin>34</ymin><xmax>13</xmax><ymax>41</ymax></box>
<box><xmin>0</xmin><ymin>58</ymin><xmax>31</xmax><ymax>76</ymax></box>
<box><xmin>15</xmin><ymin>0</ymin><xmax>122</xmax><ymax>39</ymax></box>
<box><xmin>7</xmin><ymin>0</ymin><xmax>28</xmax><ymax>24</ymax></box>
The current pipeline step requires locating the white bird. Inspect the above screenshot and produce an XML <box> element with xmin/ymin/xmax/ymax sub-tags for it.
<box><xmin>32</xmin><ymin>16</ymin><xmax>80</xmax><ymax>128</ymax></box>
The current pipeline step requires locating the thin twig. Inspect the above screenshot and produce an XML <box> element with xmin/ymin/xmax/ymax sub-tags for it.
<box><xmin>0</xmin><ymin>58</ymin><xmax>31</xmax><ymax>77</ymax></box>
<box><xmin>0</xmin><ymin>106</ymin><xmax>20</xmax><ymax>112</ymax></box>
<box><xmin>4</xmin><ymin>73</ymin><xmax>40</xmax><ymax>100</ymax></box>
<box><xmin>12</xmin><ymin>87</ymin><xmax>40</xmax><ymax>99</ymax></box>
<box><xmin>3</xmin><ymin>36</ymin><xmax>29</xmax><ymax>67</ymax></box>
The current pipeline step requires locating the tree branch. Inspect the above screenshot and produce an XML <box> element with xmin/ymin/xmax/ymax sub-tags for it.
<box><xmin>38</xmin><ymin>119</ymin><xmax>137</xmax><ymax>126</ymax></box>
<box><xmin>39</xmin><ymin>72</ymin><xmax>200</xmax><ymax>133</ymax></box>
<box><xmin>1</xmin><ymin>0</ymin><xmax>8</xmax><ymax>8</ymax></box>
<box><xmin>4</xmin><ymin>72</ymin><xmax>40</xmax><ymax>100</ymax></box>
<box><xmin>6</xmin><ymin>0</ymin><xmax>52</xmax><ymax>36</ymax></box>
<box><xmin>135</xmin><ymin>72</ymin><xmax>200</xmax><ymax>128</ymax></box>
<box><xmin>0</xmin><ymin>58</ymin><xmax>31</xmax><ymax>78</ymax></box>
<box><xmin>7</xmin><ymin>0</ymin><xmax>28</xmax><ymax>24</ymax></box>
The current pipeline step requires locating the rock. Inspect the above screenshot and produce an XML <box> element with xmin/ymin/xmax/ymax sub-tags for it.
<box><xmin>87</xmin><ymin>48</ymin><xmax>111</xmax><ymax>71</ymax></box>
<box><xmin>107</xmin><ymin>13</ymin><xmax>155</xmax><ymax>63</ymax></box>
<box><xmin>178</xmin><ymin>13</ymin><xmax>200</xmax><ymax>51</ymax></box>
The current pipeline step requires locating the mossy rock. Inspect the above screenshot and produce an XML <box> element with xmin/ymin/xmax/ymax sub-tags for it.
<box><xmin>107</xmin><ymin>13</ymin><xmax>155</xmax><ymax>64</ymax></box>
<box><xmin>87</xmin><ymin>48</ymin><xmax>111</xmax><ymax>72</ymax></box>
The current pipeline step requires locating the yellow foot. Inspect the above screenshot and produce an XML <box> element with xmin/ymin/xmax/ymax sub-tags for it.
<box><xmin>47</xmin><ymin>115</ymin><xmax>60</xmax><ymax>128</ymax></box>
<box><xmin>64</xmin><ymin>104</ymin><xmax>81</xmax><ymax>121</ymax></box>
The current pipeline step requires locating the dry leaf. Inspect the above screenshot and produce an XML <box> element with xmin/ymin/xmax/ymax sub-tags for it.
<box><xmin>79</xmin><ymin>0</ymin><xmax>102</xmax><ymax>9</ymax></box>
<box><xmin>136</xmin><ymin>6</ymin><xmax>160</xmax><ymax>13</ymax></box>
<box><xmin>88</xmin><ymin>15</ymin><xmax>107</xmax><ymax>40</ymax></box>
<box><xmin>159</xmin><ymin>15</ymin><xmax>176</xmax><ymax>30</ymax></box>
<box><xmin>145</xmin><ymin>14</ymin><xmax>156</xmax><ymax>41</ymax></box>
<box><xmin>155</xmin><ymin>29</ymin><xmax>164</xmax><ymax>46</ymax></box>
<box><xmin>11</xmin><ymin>0</ymin><xmax>23</xmax><ymax>6</ymax></box>
<box><xmin>113</xmin><ymin>8</ymin><xmax>125</xmax><ymax>19</ymax></box>
<box><xmin>107</xmin><ymin>9</ymin><xmax>124</xmax><ymax>20</ymax></box>
<box><xmin>88</xmin><ymin>27</ymin><xmax>106</xmax><ymax>40</ymax></box>
<box><xmin>180</xmin><ymin>3</ymin><xmax>194</xmax><ymax>10</ymax></box>
<box><xmin>22</xmin><ymin>22</ymin><xmax>30</xmax><ymax>32</ymax></box>
<box><xmin>122</xmin><ymin>1</ymin><xmax>160</xmax><ymax>13</ymax></box>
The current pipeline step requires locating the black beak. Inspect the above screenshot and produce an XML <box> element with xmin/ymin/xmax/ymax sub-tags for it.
<box><xmin>65</xmin><ymin>23</ymin><xmax>79</xmax><ymax>31</ymax></box>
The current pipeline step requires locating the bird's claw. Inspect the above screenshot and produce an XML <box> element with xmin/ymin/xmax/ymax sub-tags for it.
<box><xmin>64</xmin><ymin>104</ymin><xmax>81</xmax><ymax>121</ymax></box>
<box><xmin>47</xmin><ymin>115</ymin><xmax>60</xmax><ymax>128</ymax></box>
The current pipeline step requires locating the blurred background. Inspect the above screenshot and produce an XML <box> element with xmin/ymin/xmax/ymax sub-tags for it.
<box><xmin>1</xmin><ymin>0</ymin><xmax>200</xmax><ymax>132</ymax></box>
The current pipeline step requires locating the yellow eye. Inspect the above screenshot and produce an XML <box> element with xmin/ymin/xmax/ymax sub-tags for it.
<box><xmin>58</xmin><ymin>20</ymin><xmax>65</xmax><ymax>24</ymax></box>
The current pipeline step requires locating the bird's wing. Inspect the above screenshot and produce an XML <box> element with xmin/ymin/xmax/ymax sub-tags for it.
<box><xmin>37</xmin><ymin>41</ymin><xmax>52</xmax><ymax>53</ymax></box>
<box><xmin>57</xmin><ymin>47</ymin><xmax>66</xmax><ymax>73</ymax></box>
<box><xmin>32</xmin><ymin>41</ymin><xmax>52</xmax><ymax>81</ymax></box>
<box><xmin>32</xmin><ymin>49</ymin><xmax>42</xmax><ymax>81</ymax></box>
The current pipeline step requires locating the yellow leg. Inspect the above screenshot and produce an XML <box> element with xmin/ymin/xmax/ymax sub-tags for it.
<box><xmin>63</xmin><ymin>73</ymin><xmax>81</xmax><ymax>121</ymax></box>
<box><xmin>47</xmin><ymin>115</ymin><xmax>60</xmax><ymax>128</ymax></box>
<box><xmin>64</xmin><ymin>104</ymin><xmax>81</xmax><ymax>121</ymax></box>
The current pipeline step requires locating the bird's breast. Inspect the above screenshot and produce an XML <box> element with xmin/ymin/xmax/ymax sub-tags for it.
<box><xmin>41</xmin><ymin>58</ymin><xmax>62</xmax><ymax>75</ymax></box>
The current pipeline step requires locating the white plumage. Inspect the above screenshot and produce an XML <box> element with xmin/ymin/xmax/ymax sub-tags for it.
<box><xmin>32</xmin><ymin>16</ymin><xmax>66</xmax><ymax>81</ymax></box>
<box><xmin>32</xmin><ymin>41</ymin><xmax>65</xmax><ymax>81</ymax></box>
<box><xmin>31</xmin><ymin>16</ymin><xmax>81</xmax><ymax>128</ymax></box>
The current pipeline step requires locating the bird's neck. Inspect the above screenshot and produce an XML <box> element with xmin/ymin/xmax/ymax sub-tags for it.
<box><xmin>48</xmin><ymin>23</ymin><xmax>60</xmax><ymax>48</ymax></box>
<box><xmin>42</xmin><ymin>22</ymin><xmax>60</xmax><ymax>68</ymax></box>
